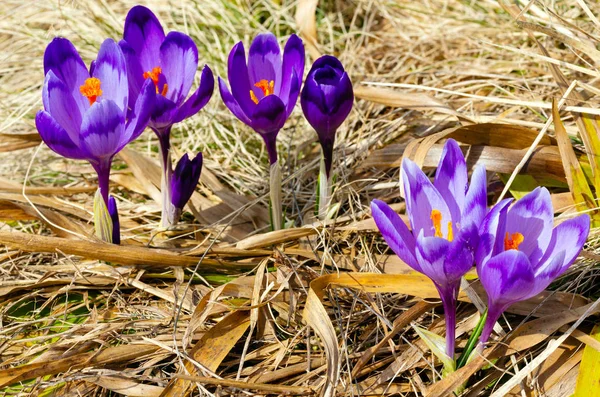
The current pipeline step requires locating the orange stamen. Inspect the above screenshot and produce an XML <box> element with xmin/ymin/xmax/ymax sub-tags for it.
<box><xmin>430</xmin><ymin>209</ymin><xmax>454</xmax><ymax>241</ymax></box>
<box><xmin>250</xmin><ymin>79</ymin><xmax>275</xmax><ymax>104</ymax></box>
<box><xmin>504</xmin><ymin>232</ymin><xmax>524</xmax><ymax>251</ymax></box>
<box><xmin>143</xmin><ymin>66</ymin><xmax>167</xmax><ymax>95</ymax></box>
<box><xmin>79</xmin><ymin>77</ymin><xmax>102</xmax><ymax>105</ymax></box>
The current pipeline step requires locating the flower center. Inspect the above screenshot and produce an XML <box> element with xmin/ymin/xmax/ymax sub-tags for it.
<box><xmin>143</xmin><ymin>66</ymin><xmax>168</xmax><ymax>96</ymax></box>
<box><xmin>80</xmin><ymin>77</ymin><xmax>102</xmax><ymax>105</ymax></box>
<box><xmin>250</xmin><ymin>79</ymin><xmax>275</xmax><ymax>104</ymax></box>
<box><xmin>504</xmin><ymin>232</ymin><xmax>524</xmax><ymax>251</ymax></box>
<box><xmin>430</xmin><ymin>209</ymin><xmax>453</xmax><ymax>242</ymax></box>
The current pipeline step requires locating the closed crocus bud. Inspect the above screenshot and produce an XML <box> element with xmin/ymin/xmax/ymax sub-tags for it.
<box><xmin>169</xmin><ymin>152</ymin><xmax>202</xmax><ymax>223</ymax></box>
<box><xmin>108</xmin><ymin>196</ymin><xmax>120</xmax><ymax>245</ymax></box>
<box><xmin>301</xmin><ymin>55</ymin><xmax>353</xmax><ymax>178</ymax></box>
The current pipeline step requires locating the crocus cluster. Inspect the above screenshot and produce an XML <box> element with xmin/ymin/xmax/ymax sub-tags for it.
<box><xmin>371</xmin><ymin>139</ymin><xmax>590</xmax><ymax>367</ymax></box>
<box><xmin>36</xmin><ymin>5</ymin><xmax>355</xmax><ymax>241</ymax></box>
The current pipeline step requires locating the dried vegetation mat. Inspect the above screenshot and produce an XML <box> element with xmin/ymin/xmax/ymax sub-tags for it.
<box><xmin>1</xmin><ymin>0</ymin><xmax>600</xmax><ymax>396</ymax></box>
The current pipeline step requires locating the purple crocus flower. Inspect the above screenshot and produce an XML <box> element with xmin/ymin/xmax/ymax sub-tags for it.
<box><xmin>119</xmin><ymin>5</ymin><xmax>214</xmax><ymax>227</ymax></box>
<box><xmin>301</xmin><ymin>55</ymin><xmax>353</xmax><ymax>178</ymax></box>
<box><xmin>476</xmin><ymin>187</ymin><xmax>590</xmax><ymax>346</ymax></box>
<box><xmin>35</xmin><ymin>37</ymin><xmax>154</xmax><ymax>242</ymax></box>
<box><xmin>218</xmin><ymin>32</ymin><xmax>305</xmax><ymax>165</ymax></box>
<box><xmin>169</xmin><ymin>152</ymin><xmax>203</xmax><ymax>224</ymax></box>
<box><xmin>371</xmin><ymin>139</ymin><xmax>487</xmax><ymax>360</ymax></box>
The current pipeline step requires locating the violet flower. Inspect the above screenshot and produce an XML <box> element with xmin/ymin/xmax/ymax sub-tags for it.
<box><xmin>120</xmin><ymin>5</ymin><xmax>214</xmax><ymax>227</ymax></box>
<box><xmin>371</xmin><ymin>139</ymin><xmax>487</xmax><ymax>362</ymax></box>
<box><xmin>301</xmin><ymin>55</ymin><xmax>353</xmax><ymax>220</ymax></box>
<box><xmin>219</xmin><ymin>32</ymin><xmax>305</xmax><ymax>230</ymax></box>
<box><xmin>108</xmin><ymin>196</ymin><xmax>120</xmax><ymax>245</ymax></box>
<box><xmin>36</xmin><ymin>37</ymin><xmax>154</xmax><ymax>243</ymax></box>
<box><xmin>169</xmin><ymin>152</ymin><xmax>203</xmax><ymax>224</ymax></box>
<box><xmin>476</xmin><ymin>187</ymin><xmax>590</xmax><ymax>346</ymax></box>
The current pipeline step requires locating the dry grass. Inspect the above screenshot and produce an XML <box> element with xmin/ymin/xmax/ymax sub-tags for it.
<box><xmin>1</xmin><ymin>0</ymin><xmax>600</xmax><ymax>396</ymax></box>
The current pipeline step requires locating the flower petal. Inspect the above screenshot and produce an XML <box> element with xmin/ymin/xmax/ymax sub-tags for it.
<box><xmin>122</xmin><ymin>79</ymin><xmax>155</xmax><ymax>148</ymax></box>
<box><xmin>43</xmin><ymin>70</ymin><xmax>83</xmax><ymax>144</ymax></box>
<box><xmin>218</xmin><ymin>77</ymin><xmax>252</xmax><ymax>125</ymax></box>
<box><xmin>43</xmin><ymin>37</ymin><xmax>89</xmax><ymax>115</ymax></box>
<box><xmin>173</xmin><ymin>65</ymin><xmax>214</xmax><ymax>123</ymax></box>
<box><xmin>478</xmin><ymin>249</ymin><xmax>535</xmax><ymax>308</ymax></box>
<box><xmin>108</xmin><ymin>196</ymin><xmax>120</xmax><ymax>245</ymax></box>
<box><xmin>119</xmin><ymin>39</ymin><xmax>145</xmax><ymax>110</ymax></box>
<box><xmin>149</xmin><ymin>94</ymin><xmax>178</xmax><ymax>132</ymax></box>
<box><xmin>415</xmin><ymin>233</ymin><xmax>452</xmax><ymax>287</ymax></box>
<box><xmin>371</xmin><ymin>199</ymin><xmax>419</xmax><ymax>271</ymax></box>
<box><xmin>278</xmin><ymin>34</ymin><xmax>305</xmax><ymax>114</ymax></box>
<box><xmin>35</xmin><ymin>111</ymin><xmax>87</xmax><ymax>160</ymax></box>
<box><xmin>536</xmin><ymin>214</ymin><xmax>590</xmax><ymax>279</ymax></box>
<box><xmin>250</xmin><ymin>94</ymin><xmax>287</xmax><ymax>135</ymax></box>
<box><xmin>401</xmin><ymin>158</ymin><xmax>452</xmax><ymax>238</ymax></box>
<box><xmin>80</xmin><ymin>100</ymin><xmax>125</xmax><ymax>161</ymax></box>
<box><xmin>506</xmin><ymin>187</ymin><xmax>554</xmax><ymax>266</ymax></box>
<box><xmin>160</xmin><ymin>31</ymin><xmax>198</xmax><ymax>105</ymax></box>
<box><xmin>434</xmin><ymin>139</ymin><xmax>468</xmax><ymax>223</ymax></box>
<box><xmin>247</xmin><ymin>32</ymin><xmax>281</xmax><ymax>101</ymax></box>
<box><xmin>171</xmin><ymin>152</ymin><xmax>203</xmax><ymax>210</ymax></box>
<box><xmin>462</xmin><ymin>165</ymin><xmax>487</xmax><ymax>230</ymax></box>
<box><xmin>475</xmin><ymin>198</ymin><xmax>512</xmax><ymax>266</ymax></box>
<box><xmin>93</xmin><ymin>39</ymin><xmax>129</xmax><ymax>112</ymax></box>
<box><xmin>227</xmin><ymin>41</ymin><xmax>255</xmax><ymax>118</ymax></box>
<box><xmin>123</xmin><ymin>5</ymin><xmax>165</xmax><ymax>71</ymax></box>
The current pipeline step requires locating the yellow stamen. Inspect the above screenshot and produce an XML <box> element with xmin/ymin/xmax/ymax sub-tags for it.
<box><xmin>79</xmin><ymin>77</ymin><xmax>102</xmax><ymax>105</ymax></box>
<box><xmin>504</xmin><ymin>232</ymin><xmax>524</xmax><ymax>251</ymax></box>
<box><xmin>250</xmin><ymin>90</ymin><xmax>259</xmax><ymax>104</ymax></box>
<box><xmin>250</xmin><ymin>79</ymin><xmax>275</xmax><ymax>104</ymax></box>
<box><xmin>430</xmin><ymin>209</ymin><xmax>454</xmax><ymax>241</ymax></box>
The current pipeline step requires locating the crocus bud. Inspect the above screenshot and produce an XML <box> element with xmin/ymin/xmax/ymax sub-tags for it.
<box><xmin>301</xmin><ymin>55</ymin><xmax>353</xmax><ymax>178</ymax></box>
<box><xmin>170</xmin><ymin>152</ymin><xmax>202</xmax><ymax>217</ymax></box>
<box><xmin>108</xmin><ymin>196</ymin><xmax>120</xmax><ymax>245</ymax></box>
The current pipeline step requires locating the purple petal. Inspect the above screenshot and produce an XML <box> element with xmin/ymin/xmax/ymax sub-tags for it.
<box><xmin>93</xmin><ymin>39</ymin><xmax>128</xmax><ymax>112</ymax></box>
<box><xmin>478</xmin><ymin>249</ymin><xmax>535</xmax><ymax>308</ymax></box>
<box><xmin>123</xmin><ymin>5</ymin><xmax>165</xmax><ymax>72</ymax></box>
<box><xmin>173</xmin><ymin>65</ymin><xmax>214</xmax><ymax>123</ymax></box>
<box><xmin>227</xmin><ymin>42</ymin><xmax>255</xmax><ymax>118</ymax></box>
<box><xmin>149</xmin><ymin>94</ymin><xmax>178</xmax><ymax>132</ymax></box>
<box><xmin>462</xmin><ymin>165</ymin><xmax>487</xmax><ymax>230</ymax></box>
<box><xmin>401</xmin><ymin>158</ymin><xmax>452</xmax><ymax>238</ymax></box>
<box><xmin>506</xmin><ymin>187</ymin><xmax>554</xmax><ymax>266</ymax></box>
<box><xmin>122</xmin><ymin>79</ymin><xmax>155</xmax><ymax>148</ymax></box>
<box><xmin>444</xmin><ymin>233</ymin><xmax>476</xmax><ymax>282</ymax></box>
<box><xmin>370</xmin><ymin>199</ymin><xmax>419</xmax><ymax>272</ymax></box>
<box><xmin>218</xmin><ymin>76</ymin><xmax>252</xmax><ymax>125</ymax></box>
<box><xmin>160</xmin><ymin>31</ymin><xmax>198</xmax><ymax>105</ymax></box>
<box><xmin>43</xmin><ymin>37</ymin><xmax>89</xmax><ymax>115</ymax></box>
<box><xmin>250</xmin><ymin>94</ymin><xmax>287</xmax><ymax>135</ymax></box>
<box><xmin>119</xmin><ymin>40</ymin><xmax>145</xmax><ymax>110</ymax></box>
<box><xmin>80</xmin><ymin>100</ymin><xmax>125</xmax><ymax>161</ymax></box>
<box><xmin>43</xmin><ymin>71</ymin><xmax>83</xmax><ymax>144</ymax></box>
<box><xmin>35</xmin><ymin>111</ymin><xmax>87</xmax><ymax>160</ymax></box>
<box><xmin>108</xmin><ymin>196</ymin><xmax>120</xmax><ymax>245</ymax></box>
<box><xmin>248</xmin><ymin>33</ymin><xmax>281</xmax><ymax>101</ymax></box>
<box><xmin>434</xmin><ymin>139</ymin><xmax>468</xmax><ymax>223</ymax></box>
<box><xmin>415</xmin><ymin>232</ymin><xmax>452</xmax><ymax>287</ymax></box>
<box><xmin>536</xmin><ymin>214</ymin><xmax>590</xmax><ymax>279</ymax></box>
<box><xmin>278</xmin><ymin>34</ymin><xmax>305</xmax><ymax>114</ymax></box>
<box><xmin>475</xmin><ymin>198</ymin><xmax>512</xmax><ymax>266</ymax></box>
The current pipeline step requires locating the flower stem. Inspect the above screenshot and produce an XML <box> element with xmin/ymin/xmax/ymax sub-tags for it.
<box><xmin>478</xmin><ymin>306</ymin><xmax>502</xmax><ymax>348</ymax></box>
<box><xmin>156</xmin><ymin>129</ymin><xmax>174</xmax><ymax>229</ymax></box>
<box><xmin>93</xmin><ymin>160</ymin><xmax>111</xmax><ymax>207</ymax></box>
<box><xmin>317</xmin><ymin>154</ymin><xmax>332</xmax><ymax>221</ymax></box>
<box><xmin>91</xmin><ymin>160</ymin><xmax>112</xmax><ymax>243</ymax></box>
<box><xmin>437</xmin><ymin>284</ymin><xmax>458</xmax><ymax>360</ymax></box>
